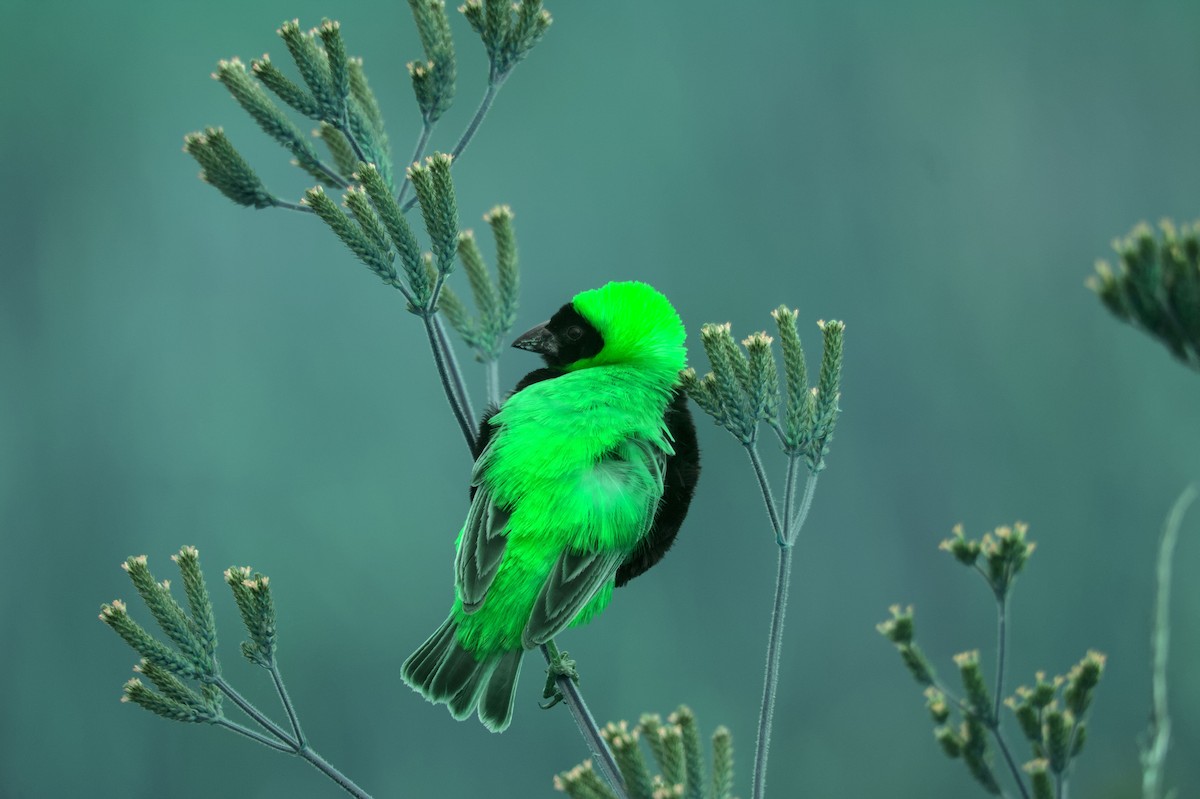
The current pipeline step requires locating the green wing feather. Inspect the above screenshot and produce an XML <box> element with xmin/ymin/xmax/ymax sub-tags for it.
<box><xmin>455</xmin><ymin>480</ymin><xmax>512</xmax><ymax>613</ymax></box>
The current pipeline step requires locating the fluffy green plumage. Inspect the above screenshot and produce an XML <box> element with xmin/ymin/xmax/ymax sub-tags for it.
<box><xmin>402</xmin><ymin>281</ymin><xmax>687</xmax><ymax>731</ymax></box>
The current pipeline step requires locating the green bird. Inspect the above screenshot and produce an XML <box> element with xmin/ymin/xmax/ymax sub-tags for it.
<box><xmin>401</xmin><ymin>280</ymin><xmax>700</xmax><ymax>732</ymax></box>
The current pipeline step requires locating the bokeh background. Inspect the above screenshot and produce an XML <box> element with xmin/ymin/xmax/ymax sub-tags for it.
<box><xmin>3</xmin><ymin>0</ymin><xmax>1200</xmax><ymax>796</ymax></box>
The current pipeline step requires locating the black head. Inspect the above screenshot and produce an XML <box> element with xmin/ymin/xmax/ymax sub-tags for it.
<box><xmin>512</xmin><ymin>303</ymin><xmax>604</xmax><ymax>368</ymax></box>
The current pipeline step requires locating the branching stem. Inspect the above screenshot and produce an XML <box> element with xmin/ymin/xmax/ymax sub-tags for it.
<box><xmin>397</xmin><ymin>119</ymin><xmax>434</xmax><ymax>206</ymax></box>
<box><xmin>401</xmin><ymin>79</ymin><xmax>505</xmax><ymax>213</ymax></box>
<box><xmin>744</xmin><ymin>444</ymin><xmax>783</xmax><ymax>542</ymax></box>
<box><xmin>215</xmin><ymin>677</ymin><xmax>294</xmax><ymax>746</ymax></box>
<box><xmin>215</xmin><ymin>717</ymin><xmax>296</xmax><ymax>753</ymax></box>
<box><xmin>269</xmin><ymin>661</ymin><xmax>306</xmax><ymax>747</ymax></box>
<box><xmin>992</xmin><ymin>731</ymin><xmax>1031</xmax><ymax>799</ymax></box>
<box><xmin>422</xmin><ymin>314</ymin><xmax>477</xmax><ymax>453</ymax></box>
<box><xmin>750</xmin><ymin>462</ymin><xmax>820</xmax><ymax>799</ymax></box>
<box><xmin>540</xmin><ymin>641</ymin><xmax>628</xmax><ymax>799</ymax></box>
<box><xmin>214</xmin><ymin>677</ymin><xmax>372</xmax><ymax>798</ymax></box>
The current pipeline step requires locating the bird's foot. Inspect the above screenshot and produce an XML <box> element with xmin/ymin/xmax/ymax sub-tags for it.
<box><xmin>540</xmin><ymin>649</ymin><xmax>579</xmax><ymax>710</ymax></box>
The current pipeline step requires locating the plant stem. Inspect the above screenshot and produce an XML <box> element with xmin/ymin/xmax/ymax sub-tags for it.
<box><xmin>750</xmin><ymin>466</ymin><xmax>819</xmax><ymax>799</ymax></box>
<box><xmin>397</xmin><ymin>119</ymin><xmax>434</xmax><ymax>207</ymax></box>
<box><xmin>215</xmin><ymin>677</ymin><xmax>295</xmax><ymax>746</ymax></box>
<box><xmin>992</xmin><ymin>731</ymin><xmax>1032</xmax><ymax>799</ymax></box>
<box><xmin>751</xmin><ymin>543</ymin><xmax>793</xmax><ymax>799</ymax></box>
<box><xmin>540</xmin><ymin>641</ymin><xmax>628</xmax><ymax>799</ymax></box>
<box><xmin>422</xmin><ymin>313</ymin><xmax>477</xmax><ymax>453</ymax></box>
<box><xmin>744</xmin><ymin>444</ymin><xmax>783</xmax><ymax>542</ymax></box>
<box><xmin>787</xmin><ymin>473</ymin><xmax>819</xmax><ymax>548</ymax></box>
<box><xmin>215</xmin><ymin>678</ymin><xmax>373</xmax><ymax>798</ymax></box>
<box><xmin>336</xmin><ymin>110</ymin><xmax>372</xmax><ymax>171</ymax></box>
<box><xmin>401</xmin><ymin>79</ymin><xmax>505</xmax><ymax>214</ymax></box>
<box><xmin>270</xmin><ymin>661</ymin><xmax>306</xmax><ymax>747</ymax></box>
<box><xmin>299</xmin><ymin>743</ymin><xmax>375</xmax><ymax>799</ymax></box>
<box><xmin>451</xmin><ymin>79</ymin><xmax>503</xmax><ymax>161</ymax></box>
<box><xmin>993</xmin><ymin>591</ymin><xmax>1008</xmax><ymax>723</ymax></box>
<box><xmin>486</xmin><ymin>358</ymin><xmax>501</xmax><ymax>409</ymax></box>
<box><xmin>434</xmin><ymin>316</ymin><xmax>477</xmax><ymax>438</ymax></box>
<box><xmin>215</xmin><ymin>717</ymin><xmax>296</xmax><ymax>753</ymax></box>
<box><xmin>1142</xmin><ymin>484</ymin><xmax>1197</xmax><ymax>799</ymax></box>
<box><xmin>273</xmin><ymin>198</ymin><xmax>316</xmax><ymax>214</ymax></box>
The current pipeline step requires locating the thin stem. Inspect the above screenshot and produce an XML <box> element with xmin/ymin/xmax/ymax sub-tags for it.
<box><xmin>401</xmin><ymin>79</ymin><xmax>505</xmax><ymax>214</ymax></box>
<box><xmin>397</xmin><ymin>119</ymin><xmax>434</xmax><ymax>206</ymax></box>
<box><xmin>486</xmin><ymin>358</ymin><xmax>501</xmax><ymax>409</ymax></box>
<box><xmin>540</xmin><ymin>641</ymin><xmax>628</xmax><ymax>799</ymax></box>
<box><xmin>272</xmin><ymin>198</ymin><xmax>316</xmax><ymax>214</ymax></box>
<box><xmin>422</xmin><ymin>314</ymin><xmax>477</xmax><ymax>453</ymax></box>
<box><xmin>744</xmin><ymin>444</ymin><xmax>783</xmax><ymax>542</ymax></box>
<box><xmin>269</xmin><ymin>662</ymin><xmax>306</xmax><ymax>748</ymax></box>
<box><xmin>993</xmin><ymin>592</ymin><xmax>1009</xmax><ymax>723</ymax></box>
<box><xmin>780</xmin><ymin>455</ymin><xmax>798</xmax><ymax>541</ymax></box>
<box><xmin>433</xmin><ymin>315</ymin><xmax>477</xmax><ymax>438</ymax></box>
<box><xmin>216</xmin><ymin>679</ymin><xmax>373</xmax><ymax>798</ymax></box>
<box><xmin>214</xmin><ymin>677</ymin><xmax>296</xmax><ymax>747</ymax></box>
<box><xmin>751</xmin><ymin>544</ymin><xmax>793</xmax><ymax>799</ymax></box>
<box><xmin>335</xmin><ymin>109</ymin><xmax>372</xmax><ymax>171</ymax></box>
<box><xmin>451</xmin><ymin>79</ymin><xmax>503</xmax><ymax>160</ymax></box>
<box><xmin>1058</xmin><ymin>772</ymin><xmax>1067</xmax><ymax>799</ymax></box>
<box><xmin>311</xmin><ymin>158</ymin><xmax>352</xmax><ymax>190</ymax></box>
<box><xmin>215</xmin><ymin>717</ymin><xmax>297</xmax><ymax>753</ymax></box>
<box><xmin>786</xmin><ymin>473</ymin><xmax>819</xmax><ymax>548</ymax></box>
<box><xmin>1142</xmin><ymin>484</ymin><xmax>1197</xmax><ymax>799</ymax></box>
<box><xmin>299</xmin><ymin>744</ymin><xmax>374</xmax><ymax>799</ymax></box>
<box><xmin>992</xmin><ymin>731</ymin><xmax>1032</xmax><ymax>799</ymax></box>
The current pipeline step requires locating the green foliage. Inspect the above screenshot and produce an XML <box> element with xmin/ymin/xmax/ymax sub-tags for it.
<box><xmin>461</xmin><ymin>0</ymin><xmax>553</xmax><ymax>83</ymax></box>
<box><xmin>1089</xmin><ymin>219</ymin><xmax>1200</xmax><ymax>371</ymax></box>
<box><xmin>408</xmin><ymin>0</ymin><xmax>457</xmax><ymax>122</ymax></box>
<box><xmin>183</xmin><ymin>128</ymin><xmax>275</xmax><ymax>209</ymax></box>
<box><xmin>555</xmin><ymin>707</ymin><xmax>738</xmax><ymax>799</ymax></box>
<box><xmin>880</xmin><ymin>525</ymin><xmax>1106</xmax><ymax>799</ymax></box>
<box><xmin>439</xmin><ymin>205</ymin><xmax>521</xmax><ymax>364</ymax></box>
<box><xmin>101</xmin><ymin>548</ymin><xmax>372</xmax><ymax>797</ymax></box>
<box><xmin>683</xmin><ymin>310</ymin><xmax>843</xmax><ymax>474</ymax></box>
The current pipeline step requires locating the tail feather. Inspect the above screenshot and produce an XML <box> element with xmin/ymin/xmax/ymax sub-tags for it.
<box><xmin>402</xmin><ymin>616</ymin><xmax>523</xmax><ymax>733</ymax></box>
<box><xmin>477</xmin><ymin>649</ymin><xmax>522</xmax><ymax>733</ymax></box>
<box><xmin>401</xmin><ymin>617</ymin><xmax>457</xmax><ymax>692</ymax></box>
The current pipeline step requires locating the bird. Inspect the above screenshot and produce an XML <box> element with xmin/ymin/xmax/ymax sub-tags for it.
<box><xmin>401</xmin><ymin>280</ymin><xmax>700</xmax><ymax>732</ymax></box>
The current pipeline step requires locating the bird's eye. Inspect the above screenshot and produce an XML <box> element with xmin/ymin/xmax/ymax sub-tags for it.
<box><xmin>566</xmin><ymin>325</ymin><xmax>583</xmax><ymax>341</ymax></box>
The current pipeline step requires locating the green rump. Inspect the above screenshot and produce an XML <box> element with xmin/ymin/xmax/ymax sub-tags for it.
<box><xmin>453</xmin><ymin>281</ymin><xmax>688</xmax><ymax>656</ymax></box>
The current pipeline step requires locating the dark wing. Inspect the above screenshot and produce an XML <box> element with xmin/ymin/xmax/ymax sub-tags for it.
<box><xmin>522</xmin><ymin>437</ymin><xmax>668</xmax><ymax>648</ymax></box>
<box><xmin>456</xmin><ymin>426</ymin><xmax>513</xmax><ymax>613</ymax></box>
<box><xmin>455</xmin><ymin>483</ymin><xmax>512</xmax><ymax>613</ymax></box>
<box><xmin>615</xmin><ymin>388</ymin><xmax>701</xmax><ymax>586</ymax></box>
<box><xmin>522</xmin><ymin>548</ymin><xmax>626</xmax><ymax>648</ymax></box>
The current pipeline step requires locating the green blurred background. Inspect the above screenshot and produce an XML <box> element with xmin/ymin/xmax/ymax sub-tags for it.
<box><xmin>3</xmin><ymin>0</ymin><xmax>1200</xmax><ymax>796</ymax></box>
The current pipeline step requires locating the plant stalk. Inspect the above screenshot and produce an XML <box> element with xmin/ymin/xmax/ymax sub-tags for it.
<box><xmin>540</xmin><ymin>642</ymin><xmax>628</xmax><ymax>799</ymax></box>
<box><xmin>397</xmin><ymin>119</ymin><xmax>435</xmax><ymax>207</ymax></box>
<box><xmin>744</xmin><ymin>444</ymin><xmax>783</xmax><ymax>542</ymax></box>
<box><xmin>751</xmin><ymin>542</ymin><xmax>793</xmax><ymax>799</ymax></box>
<box><xmin>486</xmin><ymin>358</ymin><xmax>501</xmax><ymax>409</ymax></box>
<box><xmin>269</xmin><ymin>662</ymin><xmax>306</xmax><ymax>747</ymax></box>
<box><xmin>401</xmin><ymin>79</ymin><xmax>505</xmax><ymax>213</ymax></box>
<box><xmin>422</xmin><ymin>313</ymin><xmax>477</xmax><ymax>453</ymax></box>
<box><xmin>1142</xmin><ymin>484</ymin><xmax>1198</xmax><ymax>799</ymax></box>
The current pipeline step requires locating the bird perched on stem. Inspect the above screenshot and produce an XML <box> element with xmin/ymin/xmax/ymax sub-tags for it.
<box><xmin>402</xmin><ymin>280</ymin><xmax>700</xmax><ymax>732</ymax></box>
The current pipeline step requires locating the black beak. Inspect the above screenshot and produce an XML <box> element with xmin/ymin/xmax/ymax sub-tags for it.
<box><xmin>512</xmin><ymin>321</ymin><xmax>558</xmax><ymax>357</ymax></box>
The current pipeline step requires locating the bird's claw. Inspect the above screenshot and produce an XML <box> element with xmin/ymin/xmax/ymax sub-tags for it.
<box><xmin>540</xmin><ymin>649</ymin><xmax>579</xmax><ymax>710</ymax></box>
